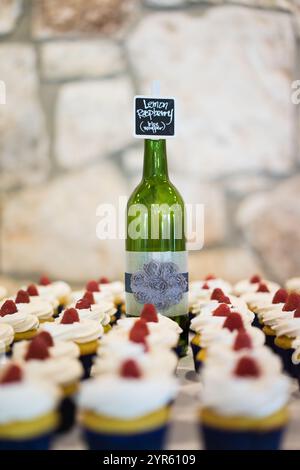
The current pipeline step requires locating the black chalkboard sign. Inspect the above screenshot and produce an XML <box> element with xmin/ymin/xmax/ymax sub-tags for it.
<box><xmin>134</xmin><ymin>96</ymin><xmax>176</xmax><ymax>138</ymax></box>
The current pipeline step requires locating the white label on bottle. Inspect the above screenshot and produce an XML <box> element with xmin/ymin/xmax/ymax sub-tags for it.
<box><xmin>125</xmin><ymin>251</ymin><xmax>188</xmax><ymax>317</ymax></box>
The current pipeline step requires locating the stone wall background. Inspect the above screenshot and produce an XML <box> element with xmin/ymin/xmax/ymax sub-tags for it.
<box><xmin>1</xmin><ymin>0</ymin><xmax>300</xmax><ymax>288</ymax></box>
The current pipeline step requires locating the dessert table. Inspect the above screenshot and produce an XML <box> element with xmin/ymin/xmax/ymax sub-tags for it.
<box><xmin>51</xmin><ymin>350</ymin><xmax>300</xmax><ymax>451</ymax></box>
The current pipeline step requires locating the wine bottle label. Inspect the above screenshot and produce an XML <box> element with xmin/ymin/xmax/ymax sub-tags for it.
<box><xmin>125</xmin><ymin>251</ymin><xmax>188</xmax><ymax>317</ymax></box>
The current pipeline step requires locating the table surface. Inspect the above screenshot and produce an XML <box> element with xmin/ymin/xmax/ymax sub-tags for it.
<box><xmin>51</xmin><ymin>349</ymin><xmax>300</xmax><ymax>450</ymax></box>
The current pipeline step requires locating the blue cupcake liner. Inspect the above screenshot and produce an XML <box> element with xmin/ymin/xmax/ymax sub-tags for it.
<box><xmin>252</xmin><ymin>314</ymin><xmax>261</xmax><ymax>329</ymax></box>
<box><xmin>0</xmin><ymin>433</ymin><xmax>53</xmax><ymax>450</ymax></box>
<box><xmin>83</xmin><ymin>424</ymin><xmax>168</xmax><ymax>450</ymax></box>
<box><xmin>201</xmin><ymin>424</ymin><xmax>285</xmax><ymax>450</ymax></box>
<box><xmin>276</xmin><ymin>347</ymin><xmax>297</xmax><ymax>378</ymax></box>
<box><xmin>79</xmin><ymin>353</ymin><xmax>96</xmax><ymax>380</ymax></box>
<box><xmin>56</xmin><ymin>396</ymin><xmax>76</xmax><ymax>434</ymax></box>
<box><xmin>191</xmin><ymin>340</ymin><xmax>201</xmax><ymax>372</ymax></box>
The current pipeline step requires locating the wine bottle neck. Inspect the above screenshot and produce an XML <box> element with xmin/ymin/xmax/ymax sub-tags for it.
<box><xmin>142</xmin><ymin>139</ymin><xmax>169</xmax><ymax>181</ymax></box>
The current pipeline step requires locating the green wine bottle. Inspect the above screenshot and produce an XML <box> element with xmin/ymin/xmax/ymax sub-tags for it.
<box><xmin>125</xmin><ymin>138</ymin><xmax>189</xmax><ymax>356</ymax></box>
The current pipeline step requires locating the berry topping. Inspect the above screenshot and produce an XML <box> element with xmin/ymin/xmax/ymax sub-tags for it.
<box><xmin>283</xmin><ymin>293</ymin><xmax>300</xmax><ymax>312</ymax></box>
<box><xmin>294</xmin><ymin>307</ymin><xmax>300</xmax><ymax>318</ymax></box>
<box><xmin>0</xmin><ymin>364</ymin><xmax>23</xmax><ymax>384</ymax></box>
<box><xmin>250</xmin><ymin>275</ymin><xmax>261</xmax><ymax>284</ymax></box>
<box><xmin>205</xmin><ymin>274</ymin><xmax>216</xmax><ymax>281</ymax></box>
<box><xmin>234</xmin><ymin>356</ymin><xmax>260</xmax><ymax>378</ymax></box>
<box><xmin>212</xmin><ymin>304</ymin><xmax>231</xmax><ymax>317</ymax></box>
<box><xmin>211</xmin><ymin>288</ymin><xmax>225</xmax><ymax>301</ymax></box>
<box><xmin>99</xmin><ymin>277</ymin><xmax>109</xmax><ymax>284</ymax></box>
<box><xmin>218</xmin><ymin>295</ymin><xmax>231</xmax><ymax>304</ymax></box>
<box><xmin>202</xmin><ymin>282</ymin><xmax>210</xmax><ymax>290</ymax></box>
<box><xmin>141</xmin><ymin>304</ymin><xmax>158</xmax><ymax>323</ymax></box>
<box><xmin>37</xmin><ymin>331</ymin><xmax>54</xmax><ymax>347</ymax></box>
<box><xmin>120</xmin><ymin>359</ymin><xmax>142</xmax><ymax>379</ymax></box>
<box><xmin>272</xmin><ymin>289</ymin><xmax>288</xmax><ymax>304</ymax></box>
<box><xmin>15</xmin><ymin>289</ymin><xmax>30</xmax><ymax>304</ymax></box>
<box><xmin>83</xmin><ymin>291</ymin><xmax>95</xmax><ymax>304</ymax></box>
<box><xmin>256</xmin><ymin>282</ymin><xmax>270</xmax><ymax>293</ymax></box>
<box><xmin>86</xmin><ymin>280</ymin><xmax>100</xmax><ymax>292</ymax></box>
<box><xmin>0</xmin><ymin>300</ymin><xmax>18</xmax><ymax>316</ymax></box>
<box><xmin>27</xmin><ymin>284</ymin><xmax>39</xmax><ymax>296</ymax></box>
<box><xmin>25</xmin><ymin>337</ymin><xmax>50</xmax><ymax>361</ymax></box>
<box><xmin>61</xmin><ymin>308</ymin><xmax>80</xmax><ymax>324</ymax></box>
<box><xmin>76</xmin><ymin>298</ymin><xmax>91</xmax><ymax>310</ymax></box>
<box><xmin>129</xmin><ymin>320</ymin><xmax>149</xmax><ymax>344</ymax></box>
<box><xmin>233</xmin><ymin>331</ymin><xmax>253</xmax><ymax>351</ymax></box>
<box><xmin>40</xmin><ymin>275</ymin><xmax>51</xmax><ymax>286</ymax></box>
<box><xmin>223</xmin><ymin>312</ymin><xmax>244</xmax><ymax>332</ymax></box>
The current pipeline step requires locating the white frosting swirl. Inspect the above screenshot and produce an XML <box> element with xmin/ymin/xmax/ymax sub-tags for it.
<box><xmin>291</xmin><ymin>337</ymin><xmax>300</xmax><ymax>364</ymax></box>
<box><xmin>195</xmin><ymin>324</ymin><xmax>264</xmax><ymax>349</ymax></box>
<box><xmin>117</xmin><ymin>314</ymin><xmax>182</xmax><ymax>335</ymax></box>
<box><xmin>78</xmin><ymin>374</ymin><xmax>178</xmax><ymax>419</ymax></box>
<box><xmin>17</xmin><ymin>299</ymin><xmax>54</xmax><ymax>321</ymax></box>
<box><xmin>13</xmin><ymin>339</ymin><xmax>80</xmax><ymax>361</ymax></box>
<box><xmin>259</xmin><ymin>306</ymin><xmax>292</xmax><ymax>327</ymax></box>
<box><xmin>272</xmin><ymin>317</ymin><xmax>300</xmax><ymax>339</ymax></box>
<box><xmin>240</xmin><ymin>292</ymin><xmax>275</xmax><ymax>311</ymax></box>
<box><xmin>233</xmin><ymin>279</ymin><xmax>280</xmax><ymax>297</ymax></box>
<box><xmin>189</xmin><ymin>279</ymin><xmax>232</xmax><ymax>307</ymax></box>
<box><xmin>68</xmin><ymin>301</ymin><xmax>115</xmax><ymax>325</ymax></box>
<box><xmin>41</xmin><ymin>318</ymin><xmax>103</xmax><ymax>344</ymax></box>
<box><xmin>92</xmin><ymin>345</ymin><xmax>177</xmax><ymax>378</ymax></box>
<box><xmin>190</xmin><ymin>301</ymin><xmax>254</xmax><ymax>333</ymax></box>
<box><xmin>38</xmin><ymin>281</ymin><xmax>71</xmax><ymax>303</ymax></box>
<box><xmin>99</xmin><ymin>281</ymin><xmax>125</xmax><ymax>303</ymax></box>
<box><xmin>0</xmin><ymin>323</ymin><xmax>14</xmax><ymax>351</ymax></box>
<box><xmin>101</xmin><ymin>325</ymin><xmax>179</xmax><ymax>350</ymax></box>
<box><xmin>0</xmin><ymin>378</ymin><xmax>59</xmax><ymax>424</ymax></box>
<box><xmin>201</xmin><ymin>362</ymin><xmax>290</xmax><ymax>418</ymax></box>
<box><xmin>21</xmin><ymin>357</ymin><xmax>83</xmax><ymax>387</ymax></box>
<box><xmin>69</xmin><ymin>290</ymin><xmax>114</xmax><ymax>306</ymax></box>
<box><xmin>0</xmin><ymin>310</ymin><xmax>39</xmax><ymax>333</ymax></box>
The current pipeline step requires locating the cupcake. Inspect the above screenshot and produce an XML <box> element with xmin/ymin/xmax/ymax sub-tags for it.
<box><xmin>0</xmin><ymin>323</ymin><xmax>14</xmax><ymax>355</ymax></box>
<box><xmin>0</xmin><ymin>363</ymin><xmax>59</xmax><ymax>450</ymax></box>
<box><xmin>200</xmin><ymin>356</ymin><xmax>290</xmax><ymax>450</ymax></box>
<box><xmin>71</xmin><ymin>296</ymin><xmax>115</xmax><ymax>333</ymax></box>
<box><xmin>101</xmin><ymin>317</ymin><xmax>180</xmax><ymax>352</ymax></box>
<box><xmin>0</xmin><ymin>300</ymin><xmax>39</xmax><ymax>342</ymax></box>
<box><xmin>241</xmin><ymin>283</ymin><xmax>282</xmax><ymax>328</ymax></box>
<box><xmin>234</xmin><ymin>275</ymin><xmax>280</xmax><ymax>297</ymax></box>
<box><xmin>78</xmin><ymin>359</ymin><xmax>178</xmax><ymax>450</ymax></box>
<box><xmin>92</xmin><ymin>340</ymin><xmax>177</xmax><ymax>378</ymax></box>
<box><xmin>25</xmin><ymin>284</ymin><xmax>59</xmax><ymax>316</ymax></box>
<box><xmin>285</xmin><ymin>277</ymin><xmax>300</xmax><ymax>294</ymax></box>
<box><xmin>272</xmin><ymin>302</ymin><xmax>300</xmax><ymax>377</ymax></box>
<box><xmin>98</xmin><ymin>278</ymin><xmax>125</xmax><ymax>320</ymax></box>
<box><xmin>37</xmin><ymin>276</ymin><xmax>71</xmax><ymax>311</ymax></box>
<box><xmin>191</xmin><ymin>311</ymin><xmax>264</xmax><ymax>372</ymax></box>
<box><xmin>14</xmin><ymin>289</ymin><xmax>55</xmax><ymax>324</ymax></box>
<box><xmin>189</xmin><ymin>276</ymin><xmax>232</xmax><ymax>318</ymax></box>
<box><xmin>13</xmin><ymin>332</ymin><xmax>83</xmax><ymax>433</ymax></box>
<box><xmin>42</xmin><ymin>308</ymin><xmax>103</xmax><ymax>379</ymax></box>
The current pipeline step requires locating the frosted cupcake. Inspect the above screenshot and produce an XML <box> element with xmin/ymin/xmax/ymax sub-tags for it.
<box><xmin>42</xmin><ymin>308</ymin><xmax>103</xmax><ymax>378</ymax></box>
<box><xmin>78</xmin><ymin>359</ymin><xmax>178</xmax><ymax>450</ymax></box>
<box><xmin>200</xmin><ymin>356</ymin><xmax>290</xmax><ymax>450</ymax></box>
<box><xmin>205</xmin><ymin>329</ymin><xmax>281</xmax><ymax>375</ymax></box>
<box><xmin>234</xmin><ymin>275</ymin><xmax>280</xmax><ymax>297</ymax></box>
<box><xmin>272</xmin><ymin>306</ymin><xmax>300</xmax><ymax>377</ymax></box>
<box><xmin>14</xmin><ymin>289</ymin><xmax>55</xmax><ymax>323</ymax></box>
<box><xmin>98</xmin><ymin>278</ymin><xmax>125</xmax><ymax>319</ymax></box>
<box><xmin>70</xmin><ymin>281</ymin><xmax>114</xmax><ymax>305</ymax></box>
<box><xmin>189</xmin><ymin>276</ymin><xmax>232</xmax><ymax>316</ymax></box>
<box><xmin>37</xmin><ymin>276</ymin><xmax>71</xmax><ymax>311</ymax></box>
<box><xmin>13</xmin><ymin>332</ymin><xmax>82</xmax><ymax>433</ymax></box>
<box><xmin>71</xmin><ymin>297</ymin><xmax>115</xmax><ymax>333</ymax></box>
<box><xmin>0</xmin><ymin>300</ymin><xmax>39</xmax><ymax>342</ymax></box>
<box><xmin>241</xmin><ymin>282</ymin><xmax>281</xmax><ymax>328</ymax></box>
<box><xmin>0</xmin><ymin>363</ymin><xmax>59</xmax><ymax>450</ymax></box>
<box><xmin>101</xmin><ymin>318</ymin><xmax>180</xmax><ymax>352</ymax></box>
<box><xmin>285</xmin><ymin>277</ymin><xmax>300</xmax><ymax>294</ymax></box>
<box><xmin>191</xmin><ymin>312</ymin><xmax>263</xmax><ymax>372</ymax></box>
<box><xmin>92</xmin><ymin>341</ymin><xmax>177</xmax><ymax>378</ymax></box>
<box><xmin>256</xmin><ymin>290</ymin><xmax>293</xmax><ymax>352</ymax></box>
<box><xmin>0</xmin><ymin>323</ymin><xmax>14</xmax><ymax>355</ymax></box>
<box><xmin>25</xmin><ymin>284</ymin><xmax>59</xmax><ymax>316</ymax></box>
